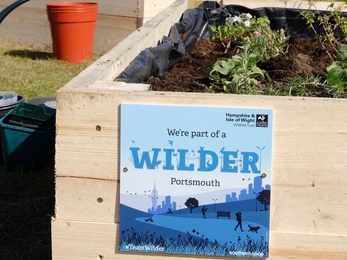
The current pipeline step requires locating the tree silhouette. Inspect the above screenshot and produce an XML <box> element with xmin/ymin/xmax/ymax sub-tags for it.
<box><xmin>184</xmin><ymin>197</ymin><xmax>199</xmax><ymax>213</ymax></box>
<box><xmin>256</xmin><ymin>190</ymin><xmax>270</xmax><ymax>211</ymax></box>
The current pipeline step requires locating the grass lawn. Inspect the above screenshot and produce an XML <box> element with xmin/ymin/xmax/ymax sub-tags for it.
<box><xmin>0</xmin><ymin>41</ymin><xmax>95</xmax><ymax>100</ymax></box>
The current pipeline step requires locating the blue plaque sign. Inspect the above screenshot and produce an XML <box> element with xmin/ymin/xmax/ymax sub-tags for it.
<box><xmin>120</xmin><ymin>103</ymin><xmax>273</xmax><ymax>258</ymax></box>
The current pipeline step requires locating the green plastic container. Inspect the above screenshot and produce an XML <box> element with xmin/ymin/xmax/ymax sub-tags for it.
<box><xmin>0</xmin><ymin>107</ymin><xmax>55</xmax><ymax>171</ymax></box>
<box><xmin>8</xmin><ymin>102</ymin><xmax>56</xmax><ymax>130</ymax></box>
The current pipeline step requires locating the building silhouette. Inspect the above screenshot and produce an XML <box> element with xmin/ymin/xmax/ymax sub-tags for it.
<box><xmin>148</xmin><ymin>183</ymin><xmax>177</xmax><ymax>214</ymax></box>
<box><xmin>226</xmin><ymin>175</ymin><xmax>271</xmax><ymax>202</ymax></box>
<box><xmin>150</xmin><ymin>182</ymin><xmax>158</xmax><ymax>210</ymax></box>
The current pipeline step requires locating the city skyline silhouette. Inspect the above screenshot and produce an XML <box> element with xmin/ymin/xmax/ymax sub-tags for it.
<box><xmin>148</xmin><ymin>175</ymin><xmax>271</xmax><ymax>214</ymax></box>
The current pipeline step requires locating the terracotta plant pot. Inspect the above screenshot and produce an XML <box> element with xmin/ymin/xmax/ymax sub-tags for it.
<box><xmin>46</xmin><ymin>2</ymin><xmax>98</xmax><ymax>63</ymax></box>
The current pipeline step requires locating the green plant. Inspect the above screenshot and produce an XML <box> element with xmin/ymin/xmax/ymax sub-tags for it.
<box><xmin>300</xmin><ymin>1</ymin><xmax>347</xmax><ymax>58</ymax></box>
<box><xmin>286</xmin><ymin>74</ymin><xmax>344</xmax><ymax>98</ymax></box>
<box><xmin>263</xmin><ymin>85</ymin><xmax>288</xmax><ymax>96</ymax></box>
<box><xmin>288</xmin><ymin>75</ymin><xmax>324</xmax><ymax>96</ymax></box>
<box><xmin>211</xmin><ymin>14</ymin><xmax>289</xmax><ymax>61</ymax></box>
<box><xmin>210</xmin><ymin>13</ymin><xmax>253</xmax><ymax>53</ymax></box>
<box><xmin>243</xmin><ymin>16</ymin><xmax>289</xmax><ymax>62</ymax></box>
<box><xmin>207</xmin><ymin>43</ymin><xmax>269</xmax><ymax>93</ymax></box>
<box><xmin>327</xmin><ymin>43</ymin><xmax>347</xmax><ymax>92</ymax></box>
<box><xmin>248</xmin><ymin>28</ymin><xmax>289</xmax><ymax>62</ymax></box>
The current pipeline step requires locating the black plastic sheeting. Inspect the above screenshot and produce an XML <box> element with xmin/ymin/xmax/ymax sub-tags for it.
<box><xmin>114</xmin><ymin>5</ymin><xmax>211</xmax><ymax>83</ymax></box>
<box><xmin>115</xmin><ymin>1</ymin><xmax>346</xmax><ymax>83</ymax></box>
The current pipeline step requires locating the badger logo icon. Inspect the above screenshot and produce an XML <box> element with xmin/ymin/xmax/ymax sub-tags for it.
<box><xmin>256</xmin><ymin>114</ymin><xmax>268</xmax><ymax>127</ymax></box>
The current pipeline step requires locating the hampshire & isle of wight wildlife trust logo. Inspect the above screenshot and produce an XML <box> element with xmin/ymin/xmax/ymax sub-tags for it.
<box><xmin>256</xmin><ymin>114</ymin><xmax>268</xmax><ymax>127</ymax></box>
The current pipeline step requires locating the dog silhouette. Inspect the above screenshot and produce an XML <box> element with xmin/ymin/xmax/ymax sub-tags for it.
<box><xmin>248</xmin><ymin>225</ymin><xmax>260</xmax><ymax>233</ymax></box>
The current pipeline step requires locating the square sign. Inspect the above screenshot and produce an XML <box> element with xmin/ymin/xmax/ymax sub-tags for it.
<box><xmin>120</xmin><ymin>104</ymin><xmax>273</xmax><ymax>258</ymax></box>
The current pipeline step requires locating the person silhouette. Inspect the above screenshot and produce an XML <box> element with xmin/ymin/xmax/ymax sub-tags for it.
<box><xmin>201</xmin><ymin>206</ymin><xmax>207</xmax><ymax>219</ymax></box>
<box><xmin>234</xmin><ymin>212</ymin><xmax>244</xmax><ymax>231</ymax></box>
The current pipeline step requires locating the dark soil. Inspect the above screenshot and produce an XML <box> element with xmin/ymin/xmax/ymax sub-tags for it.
<box><xmin>146</xmin><ymin>36</ymin><xmax>346</xmax><ymax>98</ymax></box>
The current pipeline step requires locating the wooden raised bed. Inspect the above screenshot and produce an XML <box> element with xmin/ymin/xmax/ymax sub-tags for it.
<box><xmin>52</xmin><ymin>0</ymin><xmax>347</xmax><ymax>259</ymax></box>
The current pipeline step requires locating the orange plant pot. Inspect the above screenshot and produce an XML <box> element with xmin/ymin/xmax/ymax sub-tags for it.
<box><xmin>47</xmin><ymin>2</ymin><xmax>98</xmax><ymax>63</ymax></box>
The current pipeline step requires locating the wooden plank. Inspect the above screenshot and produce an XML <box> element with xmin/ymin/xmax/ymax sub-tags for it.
<box><xmin>0</xmin><ymin>6</ymin><xmax>138</xmax><ymax>55</ymax></box>
<box><xmin>55</xmin><ymin>90</ymin><xmax>347</xmax><ymax>179</ymax></box>
<box><xmin>55</xmin><ymin>168</ymin><xmax>347</xmax><ymax>235</ymax></box>
<box><xmin>86</xmin><ymin>81</ymin><xmax>151</xmax><ymax>90</ymax></box>
<box><xmin>51</xmin><ymin>219</ymin><xmax>347</xmax><ymax>259</ymax></box>
<box><xmin>0</xmin><ymin>5</ymin><xmax>51</xmax><ymax>48</ymax></box>
<box><xmin>55</xmin><ymin>177</ymin><xmax>118</xmax><ymax>223</ymax></box>
<box><xmin>93</xmin><ymin>15</ymin><xmax>137</xmax><ymax>54</ymax></box>
<box><xmin>143</xmin><ymin>0</ymin><xmax>176</xmax><ymax>23</ymax></box>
